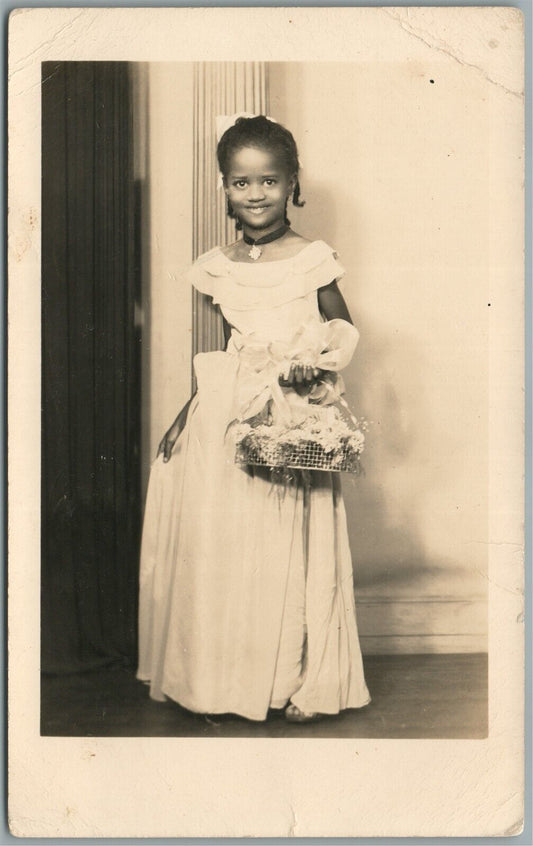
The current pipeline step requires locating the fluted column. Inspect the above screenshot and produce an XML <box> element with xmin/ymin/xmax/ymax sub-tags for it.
<box><xmin>192</xmin><ymin>62</ymin><xmax>268</xmax><ymax>369</ymax></box>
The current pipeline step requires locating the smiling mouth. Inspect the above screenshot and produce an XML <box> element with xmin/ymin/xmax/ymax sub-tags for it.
<box><xmin>246</xmin><ymin>206</ymin><xmax>270</xmax><ymax>214</ymax></box>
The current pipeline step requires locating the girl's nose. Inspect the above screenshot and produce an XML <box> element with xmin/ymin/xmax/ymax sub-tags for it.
<box><xmin>248</xmin><ymin>182</ymin><xmax>266</xmax><ymax>201</ymax></box>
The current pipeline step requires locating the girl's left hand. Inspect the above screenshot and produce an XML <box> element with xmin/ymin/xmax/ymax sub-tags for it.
<box><xmin>278</xmin><ymin>363</ymin><xmax>324</xmax><ymax>394</ymax></box>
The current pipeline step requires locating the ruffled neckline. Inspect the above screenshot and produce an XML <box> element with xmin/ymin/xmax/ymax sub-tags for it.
<box><xmin>186</xmin><ymin>239</ymin><xmax>345</xmax><ymax>310</ymax></box>
<box><xmin>195</xmin><ymin>240</ymin><xmax>339</xmax><ymax>287</ymax></box>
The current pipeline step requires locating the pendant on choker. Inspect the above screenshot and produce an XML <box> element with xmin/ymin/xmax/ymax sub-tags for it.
<box><xmin>248</xmin><ymin>244</ymin><xmax>262</xmax><ymax>261</ymax></box>
<box><xmin>242</xmin><ymin>223</ymin><xmax>290</xmax><ymax>262</ymax></box>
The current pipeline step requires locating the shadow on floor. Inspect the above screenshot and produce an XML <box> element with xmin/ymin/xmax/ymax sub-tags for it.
<box><xmin>41</xmin><ymin>653</ymin><xmax>488</xmax><ymax>739</ymax></box>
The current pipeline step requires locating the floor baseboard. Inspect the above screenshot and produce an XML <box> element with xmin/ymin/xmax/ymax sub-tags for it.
<box><xmin>356</xmin><ymin>595</ymin><xmax>486</xmax><ymax>654</ymax></box>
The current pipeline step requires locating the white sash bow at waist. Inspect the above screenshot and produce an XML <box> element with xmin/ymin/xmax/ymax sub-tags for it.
<box><xmin>194</xmin><ymin>318</ymin><xmax>359</xmax><ymax>430</ymax></box>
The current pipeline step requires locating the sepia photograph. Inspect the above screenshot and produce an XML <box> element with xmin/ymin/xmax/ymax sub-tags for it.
<box><xmin>40</xmin><ymin>58</ymin><xmax>490</xmax><ymax>739</ymax></box>
<box><xmin>9</xmin><ymin>7</ymin><xmax>525</xmax><ymax>838</ymax></box>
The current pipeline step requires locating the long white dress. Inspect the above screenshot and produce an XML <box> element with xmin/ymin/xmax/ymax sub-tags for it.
<box><xmin>137</xmin><ymin>240</ymin><xmax>371</xmax><ymax>721</ymax></box>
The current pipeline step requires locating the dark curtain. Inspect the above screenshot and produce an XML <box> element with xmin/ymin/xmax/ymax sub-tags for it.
<box><xmin>41</xmin><ymin>62</ymin><xmax>141</xmax><ymax>674</ymax></box>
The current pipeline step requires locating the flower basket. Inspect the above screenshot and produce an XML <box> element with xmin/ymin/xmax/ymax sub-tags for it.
<box><xmin>233</xmin><ymin>404</ymin><xmax>366</xmax><ymax>474</ymax></box>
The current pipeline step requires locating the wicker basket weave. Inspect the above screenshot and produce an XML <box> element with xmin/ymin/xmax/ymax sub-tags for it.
<box><xmin>234</xmin><ymin>431</ymin><xmax>362</xmax><ymax>473</ymax></box>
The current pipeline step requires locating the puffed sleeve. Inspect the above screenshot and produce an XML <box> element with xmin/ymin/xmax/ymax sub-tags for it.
<box><xmin>289</xmin><ymin>240</ymin><xmax>346</xmax><ymax>292</ymax></box>
<box><xmin>182</xmin><ymin>247</ymin><xmax>229</xmax><ymax>298</ymax></box>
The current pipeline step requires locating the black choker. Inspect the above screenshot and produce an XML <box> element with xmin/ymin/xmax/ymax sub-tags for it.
<box><xmin>242</xmin><ymin>224</ymin><xmax>289</xmax><ymax>260</ymax></box>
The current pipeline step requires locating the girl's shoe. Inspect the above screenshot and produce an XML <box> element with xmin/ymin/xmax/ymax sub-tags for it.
<box><xmin>285</xmin><ymin>703</ymin><xmax>322</xmax><ymax>723</ymax></box>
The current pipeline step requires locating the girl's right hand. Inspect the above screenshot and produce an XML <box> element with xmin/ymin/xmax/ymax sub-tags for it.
<box><xmin>157</xmin><ymin>396</ymin><xmax>194</xmax><ymax>462</ymax></box>
<box><xmin>157</xmin><ymin>418</ymin><xmax>184</xmax><ymax>462</ymax></box>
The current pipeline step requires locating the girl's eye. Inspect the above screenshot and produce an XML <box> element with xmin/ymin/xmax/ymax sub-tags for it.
<box><xmin>264</xmin><ymin>179</ymin><xmax>276</xmax><ymax>186</ymax></box>
<box><xmin>233</xmin><ymin>180</ymin><xmax>247</xmax><ymax>189</ymax></box>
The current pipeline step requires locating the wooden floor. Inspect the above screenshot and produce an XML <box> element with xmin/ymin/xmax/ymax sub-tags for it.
<box><xmin>41</xmin><ymin>653</ymin><xmax>487</xmax><ymax>738</ymax></box>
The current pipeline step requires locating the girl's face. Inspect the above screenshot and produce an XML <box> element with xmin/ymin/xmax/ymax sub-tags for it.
<box><xmin>224</xmin><ymin>146</ymin><xmax>296</xmax><ymax>236</ymax></box>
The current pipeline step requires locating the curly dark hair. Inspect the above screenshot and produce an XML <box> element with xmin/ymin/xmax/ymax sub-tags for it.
<box><xmin>216</xmin><ymin>115</ymin><xmax>305</xmax><ymax>230</ymax></box>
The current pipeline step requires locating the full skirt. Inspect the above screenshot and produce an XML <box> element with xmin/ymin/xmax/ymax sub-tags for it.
<box><xmin>137</xmin><ymin>353</ymin><xmax>370</xmax><ymax>720</ymax></box>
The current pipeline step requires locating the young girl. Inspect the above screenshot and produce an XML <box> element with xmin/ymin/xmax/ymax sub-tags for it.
<box><xmin>137</xmin><ymin>115</ymin><xmax>370</xmax><ymax>722</ymax></box>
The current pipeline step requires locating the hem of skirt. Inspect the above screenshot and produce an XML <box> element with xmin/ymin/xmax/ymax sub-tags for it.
<box><xmin>138</xmin><ymin>672</ymin><xmax>371</xmax><ymax>719</ymax></box>
<box><xmin>141</xmin><ymin>678</ymin><xmax>271</xmax><ymax>722</ymax></box>
<box><xmin>164</xmin><ymin>689</ymin><xmax>271</xmax><ymax>722</ymax></box>
<box><xmin>269</xmin><ymin>698</ymin><xmax>290</xmax><ymax>710</ymax></box>
<box><xmin>289</xmin><ymin>693</ymin><xmax>372</xmax><ymax>715</ymax></box>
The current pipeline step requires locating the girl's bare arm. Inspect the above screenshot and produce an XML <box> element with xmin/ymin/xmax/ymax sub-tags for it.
<box><xmin>317</xmin><ymin>279</ymin><xmax>353</xmax><ymax>323</ymax></box>
<box><xmin>223</xmin><ymin>317</ymin><xmax>232</xmax><ymax>348</ymax></box>
<box><xmin>157</xmin><ymin>395</ymin><xmax>195</xmax><ymax>461</ymax></box>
